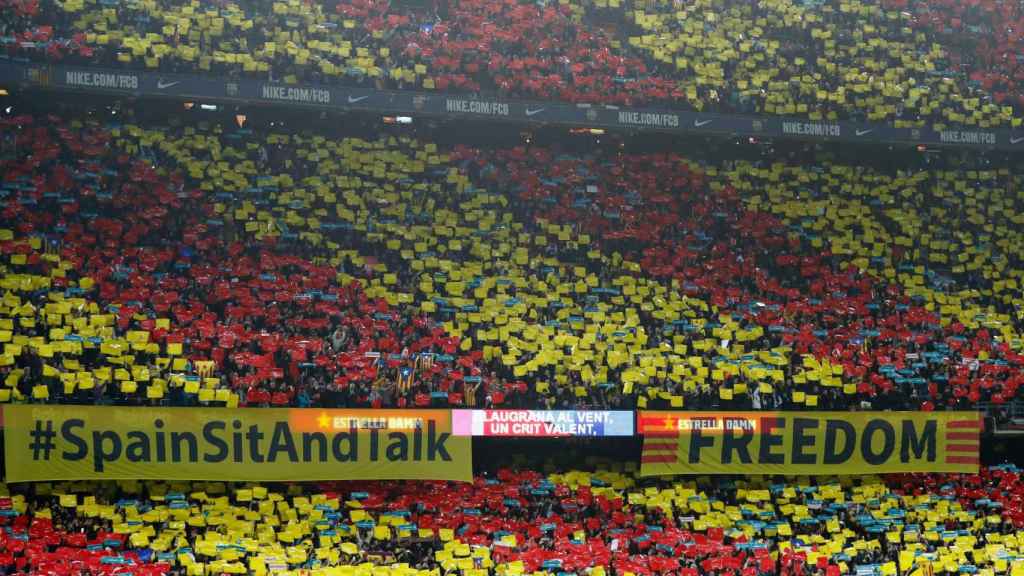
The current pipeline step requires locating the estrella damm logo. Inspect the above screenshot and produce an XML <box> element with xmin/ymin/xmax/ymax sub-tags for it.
<box><xmin>5</xmin><ymin>406</ymin><xmax>471</xmax><ymax>482</ymax></box>
<box><xmin>638</xmin><ymin>411</ymin><xmax>979</xmax><ymax>476</ymax></box>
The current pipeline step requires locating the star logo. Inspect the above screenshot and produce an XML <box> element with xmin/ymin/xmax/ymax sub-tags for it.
<box><xmin>663</xmin><ymin>416</ymin><xmax>677</xmax><ymax>431</ymax></box>
<box><xmin>317</xmin><ymin>412</ymin><xmax>331</xmax><ymax>429</ymax></box>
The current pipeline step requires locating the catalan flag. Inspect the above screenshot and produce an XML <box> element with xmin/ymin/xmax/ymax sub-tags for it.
<box><xmin>943</xmin><ymin>417</ymin><xmax>981</xmax><ymax>467</ymax></box>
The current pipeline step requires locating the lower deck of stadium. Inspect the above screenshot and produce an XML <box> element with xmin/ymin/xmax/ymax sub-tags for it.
<box><xmin>2</xmin><ymin>462</ymin><xmax>1023</xmax><ymax>576</ymax></box>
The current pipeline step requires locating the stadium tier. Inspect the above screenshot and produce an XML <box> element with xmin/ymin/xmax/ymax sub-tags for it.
<box><xmin>2</xmin><ymin>2</ymin><xmax>1024</xmax><ymax>570</ymax></box>
<box><xmin>0</xmin><ymin>0</ymin><xmax>1019</xmax><ymax>128</ymax></box>
<box><xmin>0</xmin><ymin>114</ymin><xmax>1021</xmax><ymax>410</ymax></box>
<box><xmin>0</xmin><ymin>466</ymin><xmax>1021</xmax><ymax>575</ymax></box>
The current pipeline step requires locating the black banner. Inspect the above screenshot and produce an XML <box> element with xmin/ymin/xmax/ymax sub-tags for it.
<box><xmin>1</xmin><ymin>60</ymin><xmax>1020</xmax><ymax>150</ymax></box>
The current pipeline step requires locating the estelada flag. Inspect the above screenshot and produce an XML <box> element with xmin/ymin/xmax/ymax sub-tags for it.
<box><xmin>638</xmin><ymin>413</ymin><xmax>679</xmax><ymax>465</ymax></box>
<box><xmin>396</xmin><ymin>366</ymin><xmax>415</xmax><ymax>393</ymax></box>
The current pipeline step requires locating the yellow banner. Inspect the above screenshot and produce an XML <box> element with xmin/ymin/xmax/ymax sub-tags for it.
<box><xmin>4</xmin><ymin>406</ymin><xmax>471</xmax><ymax>482</ymax></box>
<box><xmin>639</xmin><ymin>411</ymin><xmax>980</xmax><ymax>476</ymax></box>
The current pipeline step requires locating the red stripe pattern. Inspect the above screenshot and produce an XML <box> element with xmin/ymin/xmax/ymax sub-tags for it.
<box><xmin>946</xmin><ymin>443</ymin><xmax>978</xmax><ymax>453</ymax></box>
<box><xmin>642</xmin><ymin>442</ymin><xmax>677</xmax><ymax>451</ymax></box>
<box><xmin>947</xmin><ymin>419</ymin><xmax>981</xmax><ymax>429</ymax></box>
<box><xmin>944</xmin><ymin>419</ymin><xmax>980</xmax><ymax>467</ymax></box>
<box><xmin>640</xmin><ymin>454</ymin><xmax>677</xmax><ymax>464</ymax></box>
<box><xmin>641</xmin><ymin>429</ymin><xmax>679</xmax><ymax>465</ymax></box>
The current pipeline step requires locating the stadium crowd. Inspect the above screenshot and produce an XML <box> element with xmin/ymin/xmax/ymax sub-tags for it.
<box><xmin>3</xmin><ymin>5</ymin><xmax>1024</xmax><ymax>576</ymax></box>
<box><xmin>889</xmin><ymin>0</ymin><xmax>1024</xmax><ymax>111</ymax></box>
<box><xmin>3</xmin><ymin>2</ymin><xmax>1024</xmax><ymax>574</ymax></box>
<box><xmin>0</xmin><ymin>111</ymin><xmax>1021</xmax><ymax>412</ymax></box>
<box><xmin>0</xmin><ymin>464</ymin><xmax>1021</xmax><ymax>575</ymax></box>
<box><xmin>0</xmin><ymin>0</ymin><xmax>1018</xmax><ymax>128</ymax></box>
